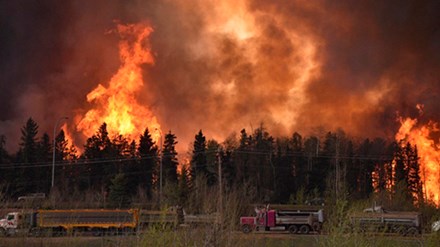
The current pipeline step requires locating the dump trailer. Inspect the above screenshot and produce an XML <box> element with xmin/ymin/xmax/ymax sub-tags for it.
<box><xmin>0</xmin><ymin>209</ymin><xmax>139</xmax><ymax>236</ymax></box>
<box><xmin>350</xmin><ymin>206</ymin><xmax>422</xmax><ymax>236</ymax></box>
<box><xmin>240</xmin><ymin>206</ymin><xmax>323</xmax><ymax>234</ymax></box>
<box><xmin>269</xmin><ymin>204</ymin><xmax>325</xmax><ymax>232</ymax></box>
<box><xmin>139</xmin><ymin>209</ymin><xmax>181</xmax><ymax>228</ymax></box>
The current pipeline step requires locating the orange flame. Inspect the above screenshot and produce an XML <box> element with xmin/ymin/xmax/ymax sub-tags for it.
<box><xmin>76</xmin><ymin>23</ymin><xmax>161</xmax><ymax>143</ymax></box>
<box><xmin>395</xmin><ymin>108</ymin><xmax>440</xmax><ymax>205</ymax></box>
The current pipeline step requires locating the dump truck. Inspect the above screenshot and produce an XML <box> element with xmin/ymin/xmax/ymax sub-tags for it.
<box><xmin>350</xmin><ymin>206</ymin><xmax>422</xmax><ymax>236</ymax></box>
<box><xmin>0</xmin><ymin>209</ymin><xmax>139</xmax><ymax>236</ymax></box>
<box><xmin>240</xmin><ymin>205</ymin><xmax>323</xmax><ymax>234</ymax></box>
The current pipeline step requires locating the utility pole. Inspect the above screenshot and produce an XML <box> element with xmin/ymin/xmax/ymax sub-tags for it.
<box><xmin>156</xmin><ymin>128</ymin><xmax>163</xmax><ymax>206</ymax></box>
<box><xmin>52</xmin><ymin>117</ymin><xmax>68</xmax><ymax>189</ymax></box>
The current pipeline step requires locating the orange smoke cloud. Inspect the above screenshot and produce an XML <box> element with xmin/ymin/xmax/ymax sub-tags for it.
<box><xmin>76</xmin><ymin>22</ymin><xmax>161</xmax><ymax>143</ymax></box>
<box><xmin>1</xmin><ymin>1</ymin><xmax>438</xmax><ymax>161</ymax></box>
<box><xmin>166</xmin><ymin>0</ymin><xmax>322</xmax><ymax>143</ymax></box>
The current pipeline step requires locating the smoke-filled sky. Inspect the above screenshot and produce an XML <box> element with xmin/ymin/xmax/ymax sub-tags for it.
<box><xmin>0</xmin><ymin>0</ymin><xmax>439</xmax><ymax>153</ymax></box>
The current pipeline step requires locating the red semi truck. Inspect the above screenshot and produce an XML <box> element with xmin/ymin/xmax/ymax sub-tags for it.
<box><xmin>240</xmin><ymin>206</ymin><xmax>324</xmax><ymax>234</ymax></box>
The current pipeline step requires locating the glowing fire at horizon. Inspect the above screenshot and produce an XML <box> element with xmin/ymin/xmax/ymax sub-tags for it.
<box><xmin>395</xmin><ymin>105</ymin><xmax>440</xmax><ymax>205</ymax></box>
<box><xmin>76</xmin><ymin>22</ymin><xmax>161</xmax><ymax>144</ymax></box>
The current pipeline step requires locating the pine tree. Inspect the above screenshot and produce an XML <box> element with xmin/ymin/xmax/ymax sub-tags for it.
<box><xmin>219</xmin><ymin>147</ymin><xmax>234</xmax><ymax>191</ymax></box>
<box><xmin>162</xmin><ymin>131</ymin><xmax>178</xmax><ymax>186</ymax></box>
<box><xmin>406</xmin><ymin>144</ymin><xmax>423</xmax><ymax>205</ymax></box>
<box><xmin>83</xmin><ymin>123</ymin><xmax>113</xmax><ymax>190</ymax></box>
<box><xmin>19</xmin><ymin>118</ymin><xmax>39</xmax><ymax>163</ymax></box>
<box><xmin>124</xmin><ymin>140</ymin><xmax>139</xmax><ymax>196</ymax></box>
<box><xmin>314</xmin><ymin>132</ymin><xmax>336</xmax><ymax>195</ymax></box>
<box><xmin>205</xmin><ymin>140</ymin><xmax>219</xmax><ymax>186</ymax></box>
<box><xmin>190</xmin><ymin>130</ymin><xmax>208</xmax><ymax>184</ymax></box>
<box><xmin>37</xmin><ymin>133</ymin><xmax>52</xmax><ymax>193</ymax></box>
<box><xmin>304</xmin><ymin>136</ymin><xmax>319</xmax><ymax>193</ymax></box>
<box><xmin>0</xmin><ymin>135</ymin><xmax>8</xmax><ymax>164</ymax></box>
<box><xmin>291</xmin><ymin>132</ymin><xmax>305</xmax><ymax>197</ymax></box>
<box><xmin>16</xmin><ymin>118</ymin><xmax>39</xmax><ymax>194</ymax></box>
<box><xmin>273</xmin><ymin>138</ymin><xmax>294</xmax><ymax>203</ymax></box>
<box><xmin>53</xmin><ymin>130</ymin><xmax>70</xmax><ymax>193</ymax></box>
<box><xmin>235</xmin><ymin>129</ymin><xmax>250</xmax><ymax>183</ymax></box>
<box><xmin>249</xmin><ymin>125</ymin><xmax>274</xmax><ymax>202</ymax></box>
<box><xmin>108</xmin><ymin>173</ymin><xmax>131</xmax><ymax>208</ymax></box>
<box><xmin>0</xmin><ymin>135</ymin><xmax>11</xmax><ymax>193</ymax></box>
<box><xmin>394</xmin><ymin>141</ymin><xmax>407</xmax><ymax>184</ymax></box>
<box><xmin>111</xmin><ymin>134</ymin><xmax>130</xmax><ymax>173</ymax></box>
<box><xmin>178</xmin><ymin>165</ymin><xmax>190</xmax><ymax>206</ymax></box>
<box><xmin>355</xmin><ymin>138</ymin><xmax>375</xmax><ymax>198</ymax></box>
<box><xmin>138</xmin><ymin>128</ymin><xmax>157</xmax><ymax>200</ymax></box>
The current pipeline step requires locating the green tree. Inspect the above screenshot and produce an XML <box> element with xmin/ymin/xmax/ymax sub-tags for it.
<box><xmin>248</xmin><ymin>125</ymin><xmax>274</xmax><ymax>202</ymax></box>
<box><xmin>108</xmin><ymin>173</ymin><xmax>130</xmax><ymax>208</ymax></box>
<box><xmin>291</xmin><ymin>132</ymin><xmax>306</xmax><ymax>197</ymax></box>
<box><xmin>124</xmin><ymin>140</ymin><xmax>139</xmax><ymax>196</ymax></box>
<box><xmin>162</xmin><ymin>131</ymin><xmax>178</xmax><ymax>186</ymax></box>
<box><xmin>138</xmin><ymin>128</ymin><xmax>157</xmax><ymax>200</ymax></box>
<box><xmin>83</xmin><ymin>123</ymin><xmax>113</xmax><ymax>190</ymax></box>
<box><xmin>234</xmin><ymin>129</ymin><xmax>251</xmax><ymax>184</ymax></box>
<box><xmin>0</xmin><ymin>135</ymin><xmax>11</xmax><ymax>194</ymax></box>
<box><xmin>19</xmin><ymin>118</ymin><xmax>39</xmax><ymax>163</ymax></box>
<box><xmin>190</xmin><ymin>130</ymin><xmax>208</xmax><ymax>185</ymax></box>
<box><xmin>53</xmin><ymin>130</ymin><xmax>71</xmax><ymax>193</ymax></box>
<box><xmin>371</xmin><ymin>138</ymin><xmax>391</xmax><ymax>193</ymax></box>
<box><xmin>406</xmin><ymin>145</ymin><xmax>423</xmax><ymax>205</ymax></box>
<box><xmin>304</xmin><ymin>136</ymin><xmax>319</xmax><ymax>193</ymax></box>
<box><xmin>394</xmin><ymin>141</ymin><xmax>407</xmax><ymax>185</ymax></box>
<box><xmin>111</xmin><ymin>134</ymin><xmax>130</xmax><ymax>173</ymax></box>
<box><xmin>273</xmin><ymin>138</ymin><xmax>294</xmax><ymax>203</ymax></box>
<box><xmin>205</xmin><ymin>139</ymin><xmax>219</xmax><ymax>186</ymax></box>
<box><xmin>0</xmin><ymin>135</ymin><xmax>8</xmax><ymax>164</ymax></box>
<box><xmin>354</xmin><ymin>138</ymin><xmax>376</xmax><ymax>199</ymax></box>
<box><xmin>178</xmin><ymin>165</ymin><xmax>190</xmax><ymax>206</ymax></box>
<box><xmin>219</xmin><ymin>147</ymin><xmax>234</xmax><ymax>191</ymax></box>
<box><xmin>15</xmin><ymin>118</ymin><xmax>39</xmax><ymax>194</ymax></box>
<box><xmin>37</xmin><ymin>133</ymin><xmax>52</xmax><ymax>193</ymax></box>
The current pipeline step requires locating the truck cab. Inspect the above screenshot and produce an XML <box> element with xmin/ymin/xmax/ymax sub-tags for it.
<box><xmin>0</xmin><ymin>212</ymin><xmax>35</xmax><ymax>236</ymax></box>
<box><xmin>0</xmin><ymin>212</ymin><xmax>20</xmax><ymax>236</ymax></box>
<box><xmin>240</xmin><ymin>206</ymin><xmax>322</xmax><ymax>234</ymax></box>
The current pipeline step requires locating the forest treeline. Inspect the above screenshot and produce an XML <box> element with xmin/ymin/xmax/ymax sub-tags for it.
<box><xmin>0</xmin><ymin>117</ymin><xmax>429</xmax><ymax>211</ymax></box>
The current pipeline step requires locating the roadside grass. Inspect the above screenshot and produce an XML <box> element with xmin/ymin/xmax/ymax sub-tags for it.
<box><xmin>1</xmin><ymin>229</ymin><xmax>438</xmax><ymax>247</ymax></box>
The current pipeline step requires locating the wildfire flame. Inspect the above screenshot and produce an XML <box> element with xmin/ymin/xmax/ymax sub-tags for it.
<box><xmin>395</xmin><ymin>105</ymin><xmax>440</xmax><ymax>205</ymax></box>
<box><xmin>76</xmin><ymin>23</ymin><xmax>161</xmax><ymax>143</ymax></box>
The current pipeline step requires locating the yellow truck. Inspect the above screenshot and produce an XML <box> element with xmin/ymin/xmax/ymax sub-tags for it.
<box><xmin>1</xmin><ymin>209</ymin><xmax>139</xmax><ymax>236</ymax></box>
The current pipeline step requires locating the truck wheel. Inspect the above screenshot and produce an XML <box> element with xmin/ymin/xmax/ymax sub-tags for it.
<box><xmin>288</xmin><ymin>225</ymin><xmax>298</xmax><ymax>234</ymax></box>
<box><xmin>242</xmin><ymin>224</ymin><xmax>252</xmax><ymax>234</ymax></box>
<box><xmin>0</xmin><ymin>228</ymin><xmax>6</xmax><ymax>237</ymax></box>
<box><xmin>394</xmin><ymin>226</ymin><xmax>407</xmax><ymax>236</ymax></box>
<box><xmin>299</xmin><ymin>225</ymin><xmax>310</xmax><ymax>234</ymax></box>
<box><xmin>122</xmin><ymin>227</ymin><xmax>134</xmax><ymax>236</ymax></box>
<box><xmin>405</xmin><ymin>227</ymin><xmax>419</xmax><ymax>237</ymax></box>
<box><xmin>31</xmin><ymin>228</ymin><xmax>42</xmax><ymax>237</ymax></box>
<box><xmin>91</xmin><ymin>228</ymin><xmax>102</xmax><ymax>236</ymax></box>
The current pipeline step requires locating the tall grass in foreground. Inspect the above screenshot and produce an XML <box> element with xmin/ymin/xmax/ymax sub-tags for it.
<box><xmin>139</xmin><ymin>225</ymin><xmax>310</xmax><ymax>247</ymax></box>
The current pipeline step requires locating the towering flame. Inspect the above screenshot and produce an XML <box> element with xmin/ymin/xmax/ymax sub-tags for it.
<box><xmin>76</xmin><ymin>23</ymin><xmax>161</xmax><ymax>143</ymax></box>
<box><xmin>395</xmin><ymin>105</ymin><xmax>440</xmax><ymax>205</ymax></box>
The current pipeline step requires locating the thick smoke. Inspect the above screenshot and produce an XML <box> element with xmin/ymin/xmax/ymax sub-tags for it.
<box><xmin>0</xmin><ymin>0</ymin><xmax>439</xmax><ymax>153</ymax></box>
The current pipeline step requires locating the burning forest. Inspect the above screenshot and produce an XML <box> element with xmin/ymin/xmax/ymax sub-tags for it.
<box><xmin>0</xmin><ymin>0</ymin><xmax>439</xmax><ymax>209</ymax></box>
